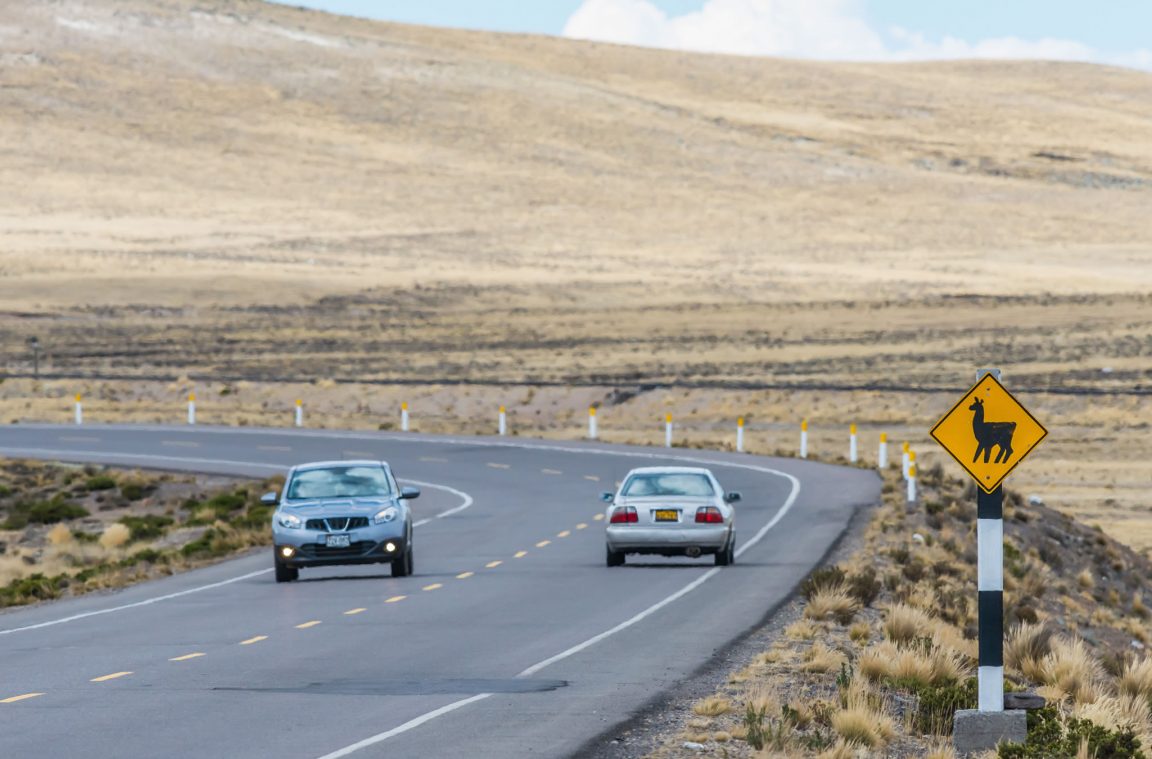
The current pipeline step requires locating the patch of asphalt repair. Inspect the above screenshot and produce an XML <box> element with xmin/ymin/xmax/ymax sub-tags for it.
<box><xmin>573</xmin><ymin>492</ymin><xmax>880</xmax><ymax>759</ymax></box>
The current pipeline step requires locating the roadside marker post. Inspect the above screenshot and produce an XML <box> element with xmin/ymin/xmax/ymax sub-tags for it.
<box><xmin>498</xmin><ymin>406</ymin><xmax>507</xmax><ymax>436</ymax></box>
<box><xmin>907</xmin><ymin>463</ymin><xmax>917</xmax><ymax>503</ymax></box>
<box><xmin>401</xmin><ymin>403</ymin><xmax>410</xmax><ymax>432</ymax></box>
<box><xmin>908</xmin><ymin>451</ymin><xmax>916</xmax><ymax>484</ymax></box>
<box><xmin>664</xmin><ymin>414</ymin><xmax>673</xmax><ymax>448</ymax></box>
<box><xmin>736</xmin><ymin>417</ymin><xmax>745</xmax><ymax>453</ymax></box>
<box><xmin>800</xmin><ymin>420</ymin><xmax>808</xmax><ymax>459</ymax></box>
<box><xmin>74</xmin><ymin>394</ymin><xmax>83</xmax><ymax>426</ymax></box>
<box><xmin>878</xmin><ymin>433</ymin><xmax>888</xmax><ymax>470</ymax></box>
<box><xmin>187</xmin><ymin>393</ymin><xmax>196</xmax><ymax>426</ymax></box>
<box><xmin>849</xmin><ymin>424</ymin><xmax>858</xmax><ymax>463</ymax></box>
<box><xmin>295</xmin><ymin>399</ymin><xmax>303</xmax><ymax>428</ymax></box>
<box><xmin>902</xmin><ymin>442</ymin><xmax>910</xmax><ymax>480</ymax></box>
<box><xmin>588</xmin><ymin>407</ymin><xmax>598</xmax><ymax>440</ymax></box>
<box><xmin>930</xmin><ymin>369</ymin><xmax>1047</xmax><ymax>752</ymax></box>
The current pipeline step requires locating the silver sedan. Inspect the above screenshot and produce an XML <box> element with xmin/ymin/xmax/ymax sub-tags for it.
<box><xmin>266</xmin><ymin>460</ymin><xmax>419</xmax><ymax>583</ymax></box>
<box><xmin>603</xmin><ymin>466</ymin><xmax>739</xmax><ymax>567</ymax></box>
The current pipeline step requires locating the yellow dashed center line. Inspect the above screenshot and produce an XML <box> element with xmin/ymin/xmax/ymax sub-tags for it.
<box><xmin>542</xmin><ymin>468</ymin><xmax>563</xmax><ymax>475</ymax></box>
<box><xmin>91</xmin><ymin>672</ymin><xmax>132</xmax><ymax>683</ymax></box>
<box><xmin>584</xmin><ymin>475</ymin><xmax>600</xmax><ymax>482</ymax></box>
<box><xmin>487</xmin><ymin>463</ymin><xmax>510</xmax><ymax>470</ymax></box>
<box><xmin>576</xmin><ymin>523</ymin><xmax>588</xmax><ymax>530</ymax></box>
<box><xmin>420</xmin><ymin>456</ymin><xmax>448</xmax><ymax>463</ymax></box>
<box><xmin>1</xmin><ymin>693</ymin><xmax>44</xmax><ymax>704</ymax></box>
<box><xmin>240</xmin><ymin>636</ymin><xmax>268</xmax><ymax>645</ymax></box>
<box><xmin>296</xmin><ymin>620</ymin><xmax>322</xmax><ymax>629</ymax></box>
<box><xmin>557</xmin><ymin>530</ymin><xmax>570</xmax><ymax>538</ymax></box>
<box><xmin>485</xmin><ymin>560</ymin><xmax>503</xmax><ymax>569</ymax></box>
<box><xmin>344</xmin><ymin>608</ymin><xmax>367</xmax><ymax>616</ymax></box>
<box><xmin>161</xmin><ymin>440</ymin><xmax>199</xmax><ymax>448</ymax></box>
<box><xmin>536</xmin><ymin>540</ymin><xmax>551</xmax><ymax>548</ymax></box>
<box><xmin>422</xmin><ymin>583</ymin><xmax>443</xmax><ymax>591</ymax></box>
<box><xmin>456</xmin><ymin>572</ymin><xmax>474</xmax><ymax>580</ymax></box>
<box><xmin>386</xmin><ymin>595</ymin><xmax>406</xmax><ymax>603</ymax></box>
<box><xmin>169</xmin><ymin>652</ymin><xmax>206</xmax><ymax>662</ymax></box>
<box><xmin>514</xmin><ymin>551</ymin><xmax>528</xmax><ymax>559</ymax></box>
<box><xmin>258</xmin><ymin>445</ymin><xmax>292</xmax><ymax>452</ymax></box>
<box><xmin>593</xmin><ymin>514</ymin><xmax>605</xmax><ymax>521</ymax></box>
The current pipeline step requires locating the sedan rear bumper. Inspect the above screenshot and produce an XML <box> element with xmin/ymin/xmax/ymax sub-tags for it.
<box><xmin>607</xmin><ymin>525</ymin><xmax>730</xmax><ymax>553</ymax></box>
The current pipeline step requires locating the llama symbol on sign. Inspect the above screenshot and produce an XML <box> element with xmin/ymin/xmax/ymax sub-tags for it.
<box><xmin>969</xmin><ymin>397</ymin><xmax>1016</xmax><ymax>464</ymax></box>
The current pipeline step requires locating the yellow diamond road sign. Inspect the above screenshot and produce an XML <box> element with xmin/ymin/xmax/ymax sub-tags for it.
<box><xmin>930</xmin><ymin>373</ymin><xmax>1048</xmax><ymax>493</ymax></box>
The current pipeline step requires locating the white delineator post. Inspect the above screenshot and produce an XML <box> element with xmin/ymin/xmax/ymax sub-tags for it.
<box><xmin>295</xmin><ymin>399</ymin><xmax>304</xmax><ymax>428</ymax></box>
<box><xmin>907</xmin><ymin>462</ymin><xmax>917</xmax><ymax>503</ymax></box>
<box><xmin>498</xmin><ymin>406</ymin><xmax>507</xmax><ymax>436</ymax></box>
<box><xmin>74</xmin><ymin>394</ymin><xmax>83</xmax><ymax>426</ymax></box>
<box><xmin>878</xmin><ymin>433</ymin><xmax>888</xmax><ymax>470</ymax></box>
<box><xmin>736</xmin><ymin>417</ymin><xmax>745</xmax><ymax>453</ymax></box>
<box><xmin>588</xmin><ymin>407</ymin><xmax>598</xmax><ymax>440</ymax></box>
<box><xmin>800</xmin><ymin>420</ymin><xmax>808</xmax><ymax>459</ymax></box>
<box><xmin>401</xmin><ymin>402</ymin><xmax>410</xmax><ymax>432</ymax></box>
<box><xmin>664</xmin><ymin>413</ymin><xmax>673</xmax><ymax>448</ymax></box>
<box><xmin>849</xmin><ymin>423</ymin><xmax>858</xmax><ymax>463</ymax></box>
<box><xmin>187</xmin><ymin>393</ymin><xmax>196</xmax><ymax>426</ymax></box>
<box><xmin>978</xmin><ymin>487</ymin><xmax>1006</xmax><ymax>713</ymax></box>
<box><xmin>902</xmin><ymin>442</ymin><xmax>911</xmax><ymax>480</ymax></box>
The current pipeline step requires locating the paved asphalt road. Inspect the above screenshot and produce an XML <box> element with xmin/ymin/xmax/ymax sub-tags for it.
<box><xmin>0</xmin><ymin>424</ymin><xmax>879</xmax><ymax>758</ymax></box>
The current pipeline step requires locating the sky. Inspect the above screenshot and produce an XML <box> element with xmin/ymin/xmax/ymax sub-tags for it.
<box><xmin>270</xmin><ymin>1</ymin><xmax>1152</xmax><ymax>70</ymax></box>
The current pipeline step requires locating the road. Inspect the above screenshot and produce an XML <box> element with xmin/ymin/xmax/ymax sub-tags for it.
<box><xmin>0</xmin><ymin>424</ymin><xmax>879</xmax><ymax>758</ymax></box>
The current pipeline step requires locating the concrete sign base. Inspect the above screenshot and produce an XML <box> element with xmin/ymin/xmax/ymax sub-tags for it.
<box><xmin>953</xmin><ymin>709</ymin><xmax>1027</xmax><ymax>755</ymax></box>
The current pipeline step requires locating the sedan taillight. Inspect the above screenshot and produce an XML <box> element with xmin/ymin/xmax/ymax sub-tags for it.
<box><xmin>610</xmin><ymin>506</ymin><xmax>638</xmax><ymax>524</ymax></box>
<box><xmin>695</xmin><ymin>507</ymin><xmax>724</xmax><ymax>524</ymax></box>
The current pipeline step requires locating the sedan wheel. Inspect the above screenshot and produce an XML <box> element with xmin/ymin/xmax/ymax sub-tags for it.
<box><xmin>606</xmin><ymin>545</ymin><xmax>625</xmax><ymax>567</ymax></box>
<box><xmin>714</xmin><ymin>538</ymin><xmax>735</xmax><ymax>567</ymax></box>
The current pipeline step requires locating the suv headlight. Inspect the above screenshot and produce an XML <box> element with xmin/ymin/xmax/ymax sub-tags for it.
<box><xmin>374</xmin><ymin>507</ymin><xmax>399</xmax><ymax>525</ymax></box>
<box><xmin>278</xmin><ymin>512</ymin><xmax>302</xmax><ymax>529</ymax></box>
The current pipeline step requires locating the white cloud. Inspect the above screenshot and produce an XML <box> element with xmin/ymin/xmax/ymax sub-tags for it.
<box><xmin>562</xmin><ymin>0</ymin><xmax>1152</xmax><ymax>70</ymax></box>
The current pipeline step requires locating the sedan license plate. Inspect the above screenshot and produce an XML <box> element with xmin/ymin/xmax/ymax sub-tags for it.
<box><xmin>325</xmin><ymin>534</ymin><xmax>351</xmax><ymax>548</ymax></box>
<box><xmin>654</xmin><ymin>509</ymin><xmax>679</xmax><ymax>522</ymax></box>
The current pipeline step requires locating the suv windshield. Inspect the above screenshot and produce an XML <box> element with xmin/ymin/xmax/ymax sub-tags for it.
<box><xmin>622</xmin><ymin>473</ymin><xmax>715</xmax><ymax>497</ymax></box>
<box><xmin>287</xmin><ymin>466</ymin><xmax>393</xmax><ymax>500</ymax></box>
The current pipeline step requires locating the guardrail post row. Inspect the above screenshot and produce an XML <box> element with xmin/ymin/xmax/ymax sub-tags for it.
<box><xmin>664</xmin><ymin>413</ymin><xmax>673</xmax><ymax>448</ymax></box>
<box><xmin>902</xmin><ymin>442</ymin><xmax>910</xmax><ymax>480</ymax></box>
<box><xmin>588</xmin><ymin>407</ymin><xmax>598</xmax><ymax>440</ymax></box>
<box><xmin>401</xmin><ymin>402</ymin><xmax>410</xmax><ymax>432</ymax></box>
<box><xmin>187</xmin><ymin>393</ymin><xmax>196</xmax><ymax>426</ymax></box>
<box><xmin>498</xmin><ymin>406</ymin><xmax>507</xmax><ymax>436</ymax></box>
<box><xmin>907</xmin><ymin>463</ymin><xmax>917</xmax><ymax>503</ymax></box>
<box><xmin>800</xmin><ymin>420</ymin><xmax>808</xmax><ymax>459</ymax></box>
<box><xmin>74</xmin><ymin>394</ymin><xmax>83</xmax><ymax>426</ymax></box>
<box><xmin>736</xmin><ymin>417</ymin><xmax>745</xmax><ymax>453</ymax></box>
<box><xmin>294</xmin><ymin>399</ymin><xmax>304</xmax><ymax>428</ymax></box>
<box><xmin>849</xmin><ymin>423</ymin><xmax>858</xmax><ymax>463</ymax></box>
<box><xmin>878</xmin><ymin>433</ymin><xmax>888</xmax><ymax>470</ymax></box>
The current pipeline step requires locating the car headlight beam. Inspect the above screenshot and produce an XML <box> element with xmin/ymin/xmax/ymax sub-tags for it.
<box><xmin>374</xmin><ymin>507</ymin><xmax>399</xmax><ymax>525</ymax></box>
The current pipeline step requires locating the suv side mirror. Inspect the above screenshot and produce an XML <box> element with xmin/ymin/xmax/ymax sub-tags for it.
<box><xmin>724</xmin><ymin>492</ymin><xmax>742</xmax><ymax>503</ymax></box>
<box><xmin>260</xmin><ymin>491</ymin><xmax>279</xmax><ymax>506</ymax></box>
<box><xmin>400</xmin><ymin>486</ymin><xmax>421</xmax><ymax>500</ymax></box>
<box><xmin>600</xmin><ymin>491</ymin><xmax>614</xmax><ymax>503</ymax></box>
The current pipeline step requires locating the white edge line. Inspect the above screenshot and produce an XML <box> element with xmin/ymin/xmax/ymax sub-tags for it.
<box><xmin>0</xmin><ymin>451</ymin><xmax>474</xmax><ymax>637</ymax></box>
<box><xmin>314</xmin><ymin>694</ymin><xmax>493</xmax><ymax>759</ymax></box>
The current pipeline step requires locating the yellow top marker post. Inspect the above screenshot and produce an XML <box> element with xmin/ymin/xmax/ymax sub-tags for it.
<box><xmin>189</xmin><ymin>393</ymin><xmax>196</xmax><ymax>403</ymax></box>
<box><xmin>665</xmin><ymin>413</ymin><xmax>673</xmax><ymax>423</ymax></box>
<box><xmin>909</xmin><ymin>450</ymin><xmax>917</xmax><ymax>463</ymax></box>
<box><xmin>850</xmin><ymin>424</ymin><xmax>857</xmax><ymax>435</ymax></box>
<box><xmin>880</xmin><ymin>433</ymin><xmax>888</xmax><ymax>443</ymax></box>
<box><xmin>801</xmin><ymin>420</ymin><xmax>808</xmax><ymax>432</ymax></box>
<box><xmin>909</xmin><ymin>464</ymin><xmax>917</xmax><ymax>478</ymax></box>
<box><xmin>499</xmin><ymin>406</ymin><xmax>506</xmax><ymax>414</ymax></box>
<box><xmin>75</xmin><ymin>394</ymin><xmax>82</xmax><ymax>403</ymax></box>
<box><xmin>296</xmin><ymin>399</ymin><xmax>302</xmax><ymax>407</ymax></box>
<box><xmin>902</xmin><ymin>441</ymin><xmax>910</xmax><ymax>453</ymax></box>
<box><xmin>589</xmin><ymin>407</ymin><xmax>596</xmax><ymax>417</ymax></box>
<box><xmin>737</xmin><ymin>417</ymin><xmax>744</xmax><ymax>427</ymax></box>
<box><xmin>402</xmin><ymin>402</ymin><xmax>408</xmax><ymax>411</ymax></box>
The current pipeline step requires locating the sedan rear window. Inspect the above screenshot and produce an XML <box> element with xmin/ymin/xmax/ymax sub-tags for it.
<box><xmin>287</xmin><ymin>466</ymin><xmax>393</xmax><ymax>499</ymax></box>
<box><xmin>622</xmin><ymin>473</ymin><xmax>715</xmax><ymax>497</ymax></box>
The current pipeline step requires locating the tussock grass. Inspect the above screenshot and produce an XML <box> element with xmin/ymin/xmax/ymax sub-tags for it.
<box><xmin>1077</xmin><ymin>569</ymin><xmax>1095</xmax><ymax>590</ymax></box>
<box><xmin>815</xmin><ymin>742</ymin><xmax>856</xmax><ymax>759</ymax></box>
<box><xmin>692</xmin><ymin>696</ymin><xmax>731</xmax><ymax>717</ymax></box>
<box><xmin>99</xmin><ymin>523</ymin><xmax>131</xmax><ymax>550</ymax></box>
<box><xmin>1074</xmin><ymin>694</ymin><xmax>1152</xmax><ymax>748</ymax></box>
<box><xmin>785</xmin><ymin>619</ymin><xmax>818</xmax><ymax>641</ymax></box>
<box><xmin>1005</xmin><ymin>623</ymin><xmax>1054</xmax><ymax>682</ymax></box>
<box><xmin>1120</xmin><ymin>657</ymin><xmax>1152</xmax><ymax>706</ymax></box>
<box><xmin>883</xmin><ymin>603</ymin><xmax>933</xmax><ymax>645</ymax></box>
<box><xmin>831</xmin><ymin>683</ymin><xmax>894</xmax><ymax>748</ymax></box>
<box><xmin>848</xmin><ymin>621</ymin><xmax>871</xmax><ymax>644</ymax></box>
<box><xmin>1042</xmin><ymin>637</ymin><xmax>1105</xmax><ymax>705</ymax></box>
<box><xmin>801</xmin><ymin>641</ymin><xmax>846</xmax><ymax>674</ymax></box>
<box><xmin>804</xmin><ymin>585</ymin><xmax>859</xmax><ymax>625</ymax></box>
<box><xmin>47</xmin><ymin>523</ymin><xmax>74</xmax><ymax>547</ymax></box>
<box><xmin>924</xmin><ymin>741</ymin><xmax>960</xmax><ymax>759</ymax></box>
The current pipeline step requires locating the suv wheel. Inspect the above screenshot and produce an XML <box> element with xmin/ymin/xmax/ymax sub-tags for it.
<box><xmin>275</xmin><ymin>561</ymin><xmax>299</xmax><ymax>583</ymax></box>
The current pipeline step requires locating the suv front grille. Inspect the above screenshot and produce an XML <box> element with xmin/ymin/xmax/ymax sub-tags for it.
<box><xmin>305</xmin><ymin>517</ymin><xmax>370</xmax><ymax>531</ymax></box>
<box><xmin>297</xmin><ymin>541</ymin><xmax>376</xmax><ymax>559</ymax></box>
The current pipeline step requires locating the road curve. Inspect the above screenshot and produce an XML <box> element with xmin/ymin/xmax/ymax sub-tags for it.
<box><xmin>0</xmin><ymin>424</ymin><xmax>879</xmax><ymax>758</ymax></box>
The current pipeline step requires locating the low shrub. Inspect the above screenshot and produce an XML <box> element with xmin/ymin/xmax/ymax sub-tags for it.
<box><xmin>2</xmin><ymin>497</ymin><xmax>90</xmax><ymax>528</ymax></box>
<box><xmin>801</xmin><ymin>566</ymin><xmax>847</xmax><ymax>600</ymax></box>
<box><xmin>85</xmin><ymin>475</ymin><xmax>117</xmax><ymax>491</ymax></box>
<box><xmin>998</xmin><ymin>706</ymin><xmax>1145</xmax><ymax>758</ymax></box>
<box><xmin>912</xmin><ymin>677</ymin><xmax>977</xmax><ymax>735</ymax></box>
<box><xmin>119</xmin><ymin>515</ymin><xmax>174</xmax><ymax>542</ymax></box>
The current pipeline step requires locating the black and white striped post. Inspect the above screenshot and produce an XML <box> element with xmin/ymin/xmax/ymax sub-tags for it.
<box><xmin>977</xmin><ymin>485</ymin><xmax>1004</xmax><ymax>711</ymax></box>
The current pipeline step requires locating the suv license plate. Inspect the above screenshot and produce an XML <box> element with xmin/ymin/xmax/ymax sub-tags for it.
<box><xmin>325</xmin><ymin>534</ymin><xmax>351</xmax><ymax>548</ymax></box>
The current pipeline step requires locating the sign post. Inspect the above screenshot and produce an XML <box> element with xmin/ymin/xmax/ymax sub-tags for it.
<box><xmin>931</xmin><ymin>369</ymin><xmax>1047</xmax><ymax>753</ymax></box>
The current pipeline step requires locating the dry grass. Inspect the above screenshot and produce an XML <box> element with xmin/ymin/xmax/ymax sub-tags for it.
<box><xmin>1077</xmin><ymin>569</ymin><xmax>1096</xmax><ymax>590</ymax></box>
<box><xmin>46</xmin><ymin>524</ymin><xmax>74</xmax><ymax>547</ymax></box>
<box><xmin>848</xmin><ymin>621</ymin><xmax>871</xmax><ymax>644</ymax></box>
<box><xmin>1005</xmin><ymin>623</ymin><xmax>1054</xmax><ymax>682</ymax></box>
<box><xmin>801</xmin><ymin>641</ymin><xmax>846</xmax><ymax>674</ymax></box>
<box><xmin>803</xmin><ymin>586</ymin><xmax>859</xmax><ymax>625</ymax></box>
<box><xmin>1120</xmin><ymin>657</ymin><xmax>1152</xmax><ymax>706</ymax></box>
<box><xmin>882</xmin><ymin>603</ymin><xmax>933</xmax><ymax>645</ymax></box>
<box><xmin>99</xmin><ymin>523</ymin><xmax>131</xmax><ymax>550</ymax></box>
<box><xmin>785</xmin><ymin>619</ymin><xmax>818</xmax><ymax>641</ymax></box>
<box><xmin>1041</xmin><ymin>637</ymin><xmax>1105</xmax><ymax>705</ymax></box>
<box><xmin>831</xmin><ymin>683</ymin><xmax>895</xmax><ymax>748</ymax></box>
<box><xmin>1074</xmin><ymin>694</ymin><xmax>1152</xmax><ymax>748</ymax></box>
<box><xmin>691</xmin><ymin>696</ymin><xmax>732</xmax><ymax>717</ymax></box>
